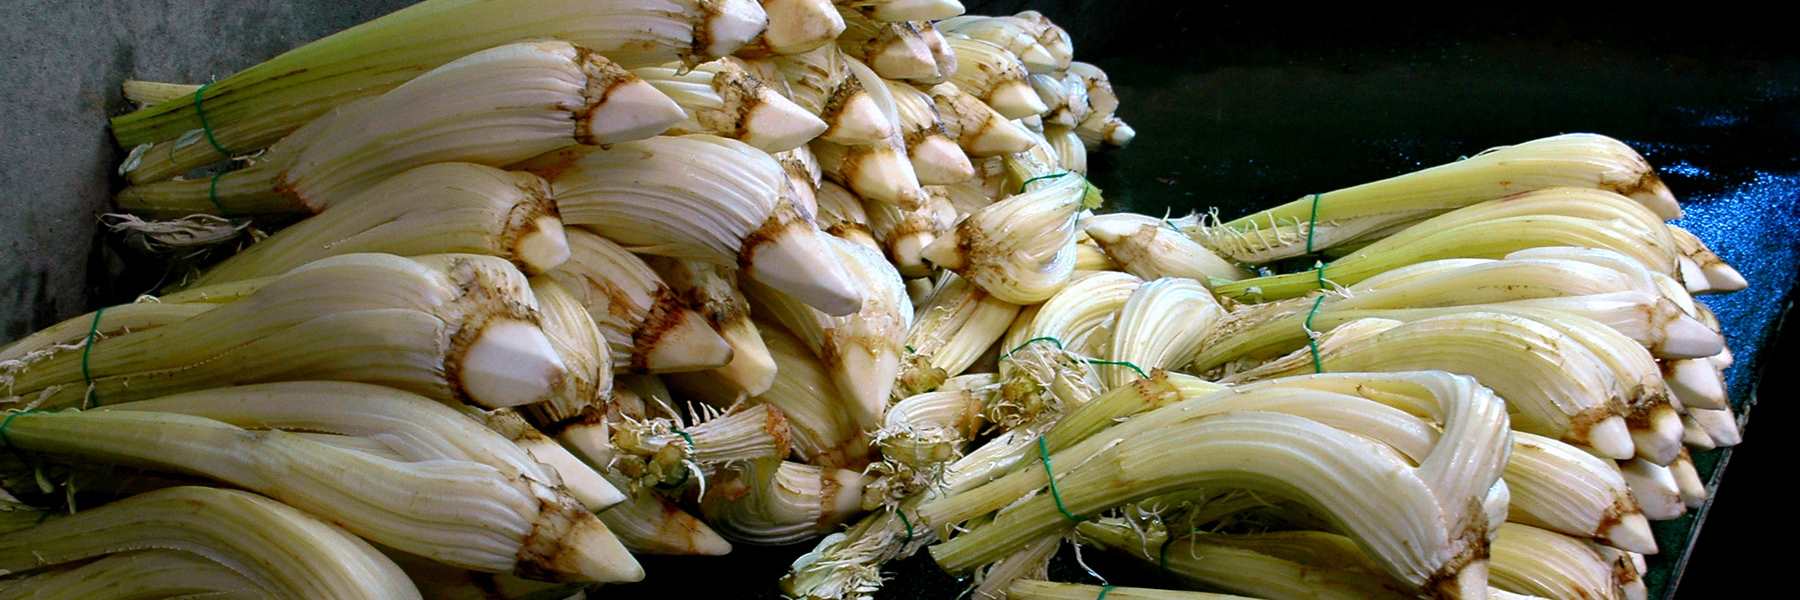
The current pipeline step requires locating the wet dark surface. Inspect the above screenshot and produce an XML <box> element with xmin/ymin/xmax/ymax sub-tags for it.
<box><xmin>621</xmin><ymin>5</ymin><xmax>1800</xmax><ymax>599</ymax></box>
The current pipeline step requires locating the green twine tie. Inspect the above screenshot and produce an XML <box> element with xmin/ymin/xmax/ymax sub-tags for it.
<box><xmin>1096</xmin><ymin>585</ymin><xmax>1114</xmax><ymax>600</ymax></box>
<box><xmin>1301</xmin><ymin>193</ymin><xmax>1329</xmax><ymax>374</ymax></box>
<box><xmin>193</xmin><ymin>83</ymin><xmax>233</xmax><ymax>159</ymax></box>
<box><xmin>652</xmin><ymin>428</ymin><xmax>697</xmax><ymax>490</ymax></box>
<box><xmin>897</xmin><ymin>509</ymin><xmax>915</xmax><ymax>545</ymax></box>
<box><xmin>1019</xmin><ymin>171</ymin><xmax>1071</xmax><ymax>193</ymax></box>
<box><xmin>1001</xmin><ymin>336</ymin><xmax>1149</xmax><ymax>380</ymax></box>
<box><xmin>80</xmin><ymin>307</ymin><xmax>105</xmax><ymax>406</ymax></box>
<box><xmin>1036</xmin><ymin>436</ymin><xmax>1082</xmax><ymax>522</ymax></box>
<box><xmin>0</xmin><ymin>409</ymin><xmax>41</xmax><ymax>450</ymax></box>
<box><xmin>208</xmin><ymin>171</ymin><xmax>229</xmax><ymax>215</ymax></box>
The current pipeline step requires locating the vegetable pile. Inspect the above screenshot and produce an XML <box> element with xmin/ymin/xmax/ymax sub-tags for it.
<box><xmin>0</xmin><ymin>1</ymin><xmax>1750</xmax><ymax>598</ymax></box>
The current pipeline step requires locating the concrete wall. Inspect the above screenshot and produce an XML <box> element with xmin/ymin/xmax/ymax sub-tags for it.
<box><xmin>0</xmin><ymin>0</ymin><xmax>410</xmax><ymax>342</ymax></box>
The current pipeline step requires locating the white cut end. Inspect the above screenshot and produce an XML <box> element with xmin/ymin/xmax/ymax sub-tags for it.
<box><xmin>1711</xmin><ymin>345</ymin><xmax>1734</xmax><ymax>369</ymax></box>
<box><xmin>1082</xmin><ymin>215</ymin><xmax>1137</xmax><ymax>246</ymax></box>
<box><xmin>704</xmin><ymin>0</ymin><xmax>772</xmax><ymax>59</ymax></box>
<box><xmin>1629</xmin><ymin>405</ymin><xmax>1682</xmax><ymax>466</ymax></box>
<box><xmin>1620</xmin><ymin>459</ymin><xmax>1685</xmax><ymax>521</ymax></box>
<box><xmin>920</xmin><ymin>228</ymin><xmax>965</xmax><ymax>270</ymax></box>
<box><xmin>642</xmin><ymin>309</ymin><xmax>735</xmax><ymax>373</ymax></box>
<box><xmin>522</xmin><ymin>438</ymin><xmax>627</xmax><ymax>511</ymax></box>
<box><xmin>1629</xmin><ymin>178</ymin><xmax>1683</xmax><ymax>221</ymax></box>
<box><xmin>1688</xmin><ymin>408</ymin><xmax>1741</xmax><ymax>446</ymax></box>
<box><xmin>847</xmin><ymin>146</ymin><xmax>924</xmax><ymax>206</ymax></box>
<box><xmin>460</xmin><ymin>319</ymin><xmax>566</xmax><ymax>409</ymax></box>
<box><xmin>1106</xmin><ymin>119</ymin><xmax>1137</xmax><ymax>147</ymax></box>
<box><xmin>746</xmin><ymin>226</ymin><xmax>866</xmax><ymax>316</ymax></box>
<box><xmin>985</xmin><ymin>80</ymin><xmax>1050</xmax><ymax>119</ymax></box>
<box><xmin>558</xmin><ymin>515</ymin><xmax>647</xmax><ymax>583</ymax></box>
<box><xmin>715</xmin><ymin>318</ymin><xmax>777</xmax><ymax>396</ymax></box>
<box><xmin>833</xmin><ymin>347</ymin><xmax>900</xmax><ymax>432</ymax></box>
<box><xmin>891</xmin><ymin>232</ymin><xmax>936</xmax><ymax>278</ymax></box>
<box><xmin>1677</xmin><ymin>257</ymin><xmax>1710</xmax><ymax>293</ymax></box>
<box><xmin>1603</xmin><ymin>512</ymin><xmax>1659</xmax><ymax>555</ymax></box>
<box><xmin>1670</xmin><ymin>456</ymin><xmax>1707</xmax><ymax>509</ymax></box>
<box><xmin>1587</xmin><ymin>416</ymin><xmax>1636</xmax><ymax>460</ymax></box>
<box><xmin>742</xmin><ymin>89</ymin><xmax>829</xmax><ymax>151</ymax></box>
<box><xmin>585</xmin><ymin>79</ymin><xmax>687</xmax><ymax>144</ymax></box>
<box><xmin>1017</xmin><ymin>44</ymin><xmax>1058</xmax><ymax>74</ymax></box>
<box><xmin>1665</xmin><ymin>359</ymin><xmax>1728</xmax><ymax>410</ymax></box>
<box><xmin>1703</xmin><ymin>261</ymin><xmax>1748</xmax><ymax>292</ymax></box>
<box><xmin>909</xmin><ymin>135</ymin><xmax>975</xmax><ymax>185</ymax></box>
<box><xmin>759</xmin><ymin>0</ymin><xmax>845</xmax><ymax>55</ymax></box>
<box><xmin>822</xmin><ymin>92</ymin><xmax>895</xmax><ymax>144</ymax></box>
<box><xmin>1444</xmin><ymin>560</ymin><xmax>1488</xmax><ymax>600</ymax></box>
<box><xmin>1681</xmin><ymin>414</ymin><xmax>1716</xmax><ymax>450</ymax></box>
<box><xmin>516</xmin><ymin>215</ymin><xmax>572</xmax><ymax>275</ymax></box>
<box><xmin>1658</xmin><ymin>314</ymin><xmax>1726</xmax><ymax>359</ymax></box>
<box><xmin>966</xmin><ymin>116</ymin><xmax>1037</xmax><ymax>156</ymax></box>
<box><xmin>1623</xmin><ymin>577</ymin><xmax>1648</xmax><ymax>600</ymax></box>
<box><xmin>871</xmin><ymin>42</ymin><xmax>940</xmax><ymax>81</ymax></box>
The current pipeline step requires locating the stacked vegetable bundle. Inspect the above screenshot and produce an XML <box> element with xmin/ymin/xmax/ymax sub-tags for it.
<box><xmin>0</xmin><ymin>1</ymin><xmax>1749</xmax><ymax>598</ymax></box>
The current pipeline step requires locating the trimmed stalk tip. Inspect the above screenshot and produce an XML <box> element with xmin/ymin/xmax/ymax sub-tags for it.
<box><xmin>459</xmin><ymin>318</ymin><xmax>567</xmax><ymax>409</ymax></box>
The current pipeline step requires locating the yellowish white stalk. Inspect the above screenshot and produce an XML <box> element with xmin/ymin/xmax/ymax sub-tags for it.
<box><xmin>1106</xmin><ymin>278</ymin><xmax>1224</xmax><ymax>388</ymax></box>
<box><xmin>1078</xmin><ymin>522</ymin><xmax>1414</xmax><ymax>600</ymax></box>
<box><xmin>544</xmin><ymin>228</ymin><xmax>732</xmax><ymax>374</ymax></box>
<box><xmin>922</xmin><ymin>172</ymin><xmax>1095</xmax><ymax>303</ymax></box>
<box><xmin>815</xmin><ymin>180</ymin><xmax>883</xmax><ymax>250</ymax></box>
<box><xmin>1670</xmin><ymin>449</ymin><xmax>1707</xmax><ymax>509</ymax></box>
<box><xmin>900</xmin><ymin>272</ymin><xmax>1022</xmax><ymax>396</ymax></box>
<box><xmin>927</xmin><ymin>82</ymin><xmax>1038</xmax><ymax>157</ymax></box>
<box><xmin>112</xmin><ymin>0</ymin><xmax>767</xmax><ymax>183</ymax></box>
<box><xmin>1046</xmin><ymin>124</ymin><xmax>1087</xmax><ymax>174</ymax></box>
<box><xmin>938</xmin><ymin>15</ymin><xmax>1059</xmax><ymax>73</ymax></box>
<box><xmin>1619</xmin><ymin>458</ymin><xmax>1685</xmax><ymax>520</ymax></box>
<box><xmin>1075</xmin><ymin>112</ymin><xmax>1136</xmax><ymax>150</ymax></box>
<box><xmin>118</xmin><ymin>42</ymin><xmax>684</xmax><ymax>217</ymax></box>
<box><xmin>1505</xmin><ymin>431</ymin><xmax>1656</xmax><ymax>554</ymax></box>
<box><xmin>928</xmin><ymin>371</ymin><xmax>1510</xmax><ymax>597</ymax></box>
<box><xmin>866</xmin><ymin>184</ymin><xmax>958</xmax><ymax>275</ymax></box>
<box><xmin>876</xmin><ymin>386</ymin><xmax>990</xmax><ymax>472</ymax></box>
<box><xmin>1667</xmin><ymin>224</ymin><xmax>1747</xmax><ymax>292</ymax></box>
<box><xmin>1195</xmin><ymin>134</ymin><xmax>1681</xmax><ymax>264</ymax></box>
<box><xmin>1086</xmin><ymin>213</ymin><xmax>1251</xmax><ymax>283</ymax></box>
<box><xmin>646</xmin><ymin>257</ymin><xmax>777</xmax><ymax>396</ymax></box>
<box><xmin>702</xmin><ymin>459</ymin><xmax>869</xmax><ymax>544</ymax></box>
<box><xmin>771</xmin><ymin>45</ymin><xmax>897</xmax><ymax>144</ymax></box>
<box><xmin>0</xmin><ymin>549</ymin><xmax>270</xmax><ymax>600</ymax></box>
<box><xmin>747</xmin><ymin>322</ymin><xmax>872</xmax><ymax>467</ymax></box>
<box><xmin>187</xmin><ymin>163</ymin><xmax>567</xmax><ymax>288</ymax></box>
<box><xmin>1075</xmin><ymin>236</ymin><xmax>1118</xmax><ymax>272</ymax></box>
<box><xmin>970</xmin><ymin>537</ymin><xmax>1060</xmax><ymax>600</ymax></box>
<box><xmin>634</xmin><ymin>59</ymin><xmax>829</xmax><ymax>151</ymax></box>
<box><xmin>836</xmin><ymin>11</ymin><xmax>939</xmax><ymax>80</ymax></box>
<box><xmin>1026</xmin><ymin>271</ymin><xmax>1144</xmax><ymax>356</ymax></box>
<box><xmin>812</xmin><ymin>136</ymin><xmax>927</xmax><ymax>208</ymax></box>
<box><xmin>887</xmin><ymin>79</ymin><xmax>977</xmax><ymax>184</ymax></box>
<box><xmin>776</xmin><ymin>144</ymin><xmax>824</xmax><ymax>217</ymax></box>
<box><xmin>2</xmin><ymin>254</ymin><xmax>564</xmax><ymax>410</ymax></box>
<box><xmin>537</xmin><ymin>134</ymin><xmax>864</xmax><ymax>315</ymax></box>
<box><xmin>1489</xmin><ymin>523</ymin><xmax>1625</xmax><ymax>600</ymax></box>
<box><xmin>0</xmin><ymin>302</ymin><xmax>212</xmax><ymax>364</ymax></box>
<box><xmin>3</xmin><ymin>408</ymin><xmax>640</xmax><ymax>582</ymax></box>
<box><xmin>1012</xmin><ymin>11</ymin><xmax>1073</xmax><ymax>68</ymax></box>
<box><xmin>1682</xmin><ymin>413</ymin><xmax>1716</xmax><ymax>450</ymax></box>
<box><xmin>944</xmin><ymin>35</ymin><xmax>1049</xmax><ymax>118</ymax></box>
<box><xmin>611</xmin><ymin>403</ymin><xmax>792</xmax><ymax>488</ymax></box>
<box><xmin>1213</xmin><ymin>189</ymin><xmax>1681</xmax><ymax>301</ymax></box>
<box><xmin>748</xmin><ymin>236</ymin><xmax>913</xmax><ymax>432</ymax></box>
<box><xmin>520</xmin><ymin>276</ymin><xmax>614</xmax><ymax>428</ymax></box>
<box><xmin>834</xmin><ymin>0</ymin><xmax>966</xmax><ymax>22</ymax></box>
<box><xmin>742</xmin><ymin>0</ymin><xmax>846</xmax><ymax>56</ymax></box>
<box><xmin>0</xmin><ymin>487</ymin><xmax>420</xmax><ymax>598</ymax></box>
<box><xmin>1224</xmin><ymin>314</ymin><xmax>1635</xmax><ymax>459</ymax></box>
<box><xmin>1036</xmin><ymin>71</ymin><xmax>1092</xmax><ymax>128</ymax></box>
<box><xmin>540</xmin><ymin>406</ymin><xmax>736</xmax><ymax>556</ymax></box>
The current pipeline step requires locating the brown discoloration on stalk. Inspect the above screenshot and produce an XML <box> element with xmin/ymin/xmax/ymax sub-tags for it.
<box><xmin>501</xmin><ymin>174</ymin><xmax>562</xmax><ymax>268</ymax></box>
<box><xmin>1605</xmin><ymin>169</ymin><xmax>1667</xmax><ymax>203</ymax></box>
<box><xmin>1564</xmin><ymin>402</ymin><xmax>1626</xmax><ymax>447</ymax></box>
<box><xmin>764</xmin><ymin>402</ymin><xmax>795</xmax><ymax>459</ymax></box>
<box><xmin>812</xmin><ymin>431</ymin><xmax>874</xmax><ymax>470</ymax></box>
<box><xmin>826</xmin><ymin>222</ymin><xmax>876</xmax><ymax>242</ymax></box>
<box><xmin>534</xmin><ymin>404</ymin><xmax>608</xmax><ymax>437</ymax></box>
<box><xmin>630</xmin><ymin>287</ymin><xmax>698</xmax><ymax>372</ymax></box>
<box><xmin>817</xmin><ymin>470</ymin><xmax>844</xmax><ymax>525</ymax></box>
<box><xmin>1621</xmin><ymin>395</ymin><xmax>1672</xmax><ymax>427</ymax></box>
<box><xmin>1596</xmin><ymin>495</ymin><xmax>1641</xmax><ymax>543</ymax></box>
<box><xmin>573</xmin><ymin>48</ymin><xmax>643</xmax><ymax>145</ymax></box>
<box><xmin>738</xmin><ymin>201</ymin><xmax>809</xmax><ymax>277</ymax></box>
<box><xmin>512</xmin><ymin>490</ymin><xmax>592</xmax><ymax>582</ymax></box>
<box><xmin>1424</xmin><ymin>498</ymin><xmax>1490</xmax><ymax>599</ymax></box>
<box><xmin>819</xmin><ymin>76</ymin><xmax>867</xmax><ymax>137</ymax></box>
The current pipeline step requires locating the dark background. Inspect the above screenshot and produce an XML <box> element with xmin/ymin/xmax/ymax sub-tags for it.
<box><xmin>3</xmin><ymin>1</ymin><xmax>1795</xmax><ymax>597</ymax></box>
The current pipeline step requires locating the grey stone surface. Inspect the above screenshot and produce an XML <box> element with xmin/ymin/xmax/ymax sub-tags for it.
<box><xmin>0</xmin><ymin>0</ymin><xmax>410</xmax><ymax>343</ymax></box>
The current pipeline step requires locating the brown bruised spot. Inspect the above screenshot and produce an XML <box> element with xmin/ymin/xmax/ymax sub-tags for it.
<box><xmin>820</xmin><ymin>77</ymin><xmax>868</xmax><ymax>136</ymax></box>
<box><xmin>572</xmin><ymin>48</ymin><xmax>644</xmax><ymax>145</ymax></box>
<box><xmin>1566</xmin><ymin>401</ymin><xmax>1626</xmax><ymax>444</ymax></box>
<box><xmin>1606</xmin><ymin>169</ymin><xmax>1666</xmax><ymax>201</ymax></box>
<box><xmin>1422</xmin><ymin>497</ymin><xmax>1491</xmax><ymax>599</ymax></box>
<box><xmin>1135</xmin><ymin>369</ymin><xmax>1184</xmax><ymax>409</ymax></box>
<box><xmin>501</xmin><ymin>180</ymin><xmax>563</xmax><ymax>268</ymax></box>
<box><xmin>954</xmin><ymin>389</ymin><xmax>986</xmax><ymax>438</ymax></box>
<box><xmin>816</xmin><ymin>469</ymin><xmax>843</xmax><ymax>526</ymax></box>
<box><xmin>512</xmin><ymin>492</ymin><xmax>589</xmax><ymax>582</ymax></box>
<box><xmin>1597</xmin><ymin>494</ymin><xmax>1640</xmax><ymax>543</ymax></box>
<box><xmin>1611</xmin><ymin>551</ymin><xmax>1641</xmax><ymax>587</ymax></box>
<box><xmin>688</xmin><ymin>0</ymin><xmax>726</xmax><ymax>62</ymax></box>
<box><xmin>712</xmin><ymin>66</ymin><xmax>763</xmax><ymax>140</ymax></box>
<box><xmin>826</xmin><ymin>222</ymin><xmax>876</xmax><ymax>241</ymax></box>
<box><xmin>737</xmin><ymin>203</ymin><xmax>807</xmax><ymax>276</ymax></box>
<box><xmin>814</xmin><ymin>432</ymin><xmax>874</xmax><ymax>471</ymax></box>
<box><xmin>763</xmin><ymin>402</ymin><xmax>794</xmax><ymax>459</ymax></box>
<box><xmin>630</xmin><ymin>286</ymin><xmax>697</xmax><ymax>372</ymax></box>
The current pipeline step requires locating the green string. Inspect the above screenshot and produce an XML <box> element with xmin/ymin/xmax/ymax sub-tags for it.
<box><xmin>193</xmin><ymin>83</ymin><xmax>233</xmax><ymax>159</ymax></box>
<box><xmin>1096</xmin><ymin>585</ymin><xmax>1114</xmax><ymax>600</ymax></box>
<box><xmin>1303</xmin><ymin>295</ymin><xmax>1327</xmax><ymax>374</ymax></box>
<box><xmin>1304</xmin><ymin>193</ymin><xmax>1322</xmax><ymax>254</ymax></box>
<box><xmin>1300</xmin><ymin>192</ymin><xmax>1328</xmax><ymax>374</ymax></box>
<box><xmin>80</xmin><ymin>307</ymin><xmax>105</xmax><ymax>407</ymax></box>
<box><xmin>652</xmin><ymin>429</ymin><xmax>697</xmax><ymax>490</ymax></box>
<box><xmin>208</xmin><ymin>171</ymin><xmax>229</xmax><ymax>215</ymax></box>
<box><xmin>1001</xmin><ymin>336</ymin><xmax>1148</xmax><ymax>379</ymax></box>
<box><xmin>0</xmin><ymin>409</ymin><xmax>41</xmax><ymax>450</ymax></box>
<box><xmin>897</xmin><ymin>509</ymin><xmax>914</xmax><ymax>545</ymax></box>
<box><xmin>674</xmin><ymin>429</ymin><xmax>696</xmax><ymax>451</ymax></box>
<box><xmin>1036</xmin><ymin>436</ymin><xmax>1082</xmax><ymax>522</ymax></box>
<box><xmin>1018</xmin><ymin>171</ymin><xmax>1071</xmax><ymax>194</ymax></box>
<box><xmin>1158</xmin><ymin>532</ymin><xmax>1177</xmax><ymax>571</ymax></box>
